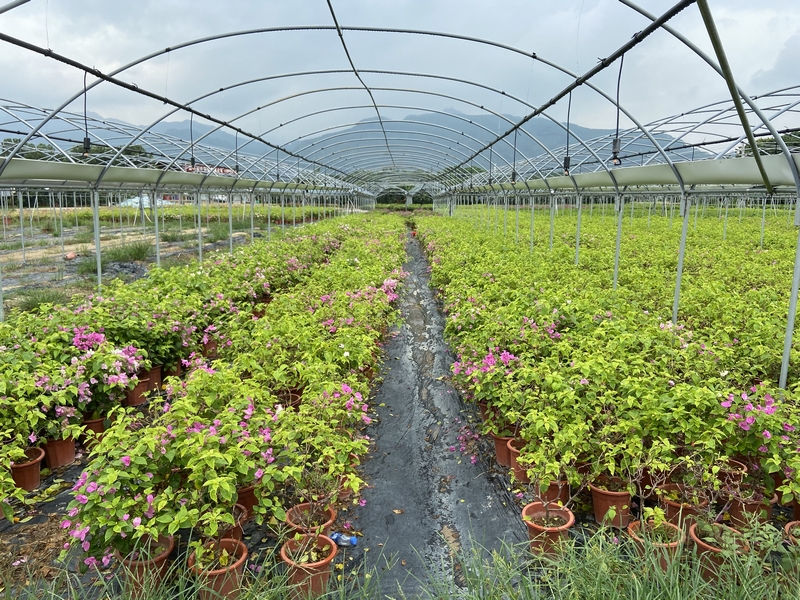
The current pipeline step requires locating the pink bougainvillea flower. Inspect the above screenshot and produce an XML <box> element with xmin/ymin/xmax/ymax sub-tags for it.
<box><xmin>358</xmin><ymin>498</ymin><xmax>366</xmax><ymax>507</ymax></box>
<box><xmin>762</xmin><ymin>430</ymin><xmax>772</xmax><ymax>439</ymax></box>
<box><xmin>120</xmin><ymin>456</ymin><xmax>131</xmax><ymax>467</ymax></box>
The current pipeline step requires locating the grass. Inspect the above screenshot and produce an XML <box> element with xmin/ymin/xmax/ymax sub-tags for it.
<box><xmin>104</xmin><ymin>241</ymin><xmax>153</xmax><ymax>263</ymax></box>
<box><xmin>3</xmin><ymin>526</ymin><xmax>797</xmax><ymax>599</ymax></box>
<box><xmin>11</xmin><ymin>288</ymin><xmax>70</xmax><ymax>313</ymax></box>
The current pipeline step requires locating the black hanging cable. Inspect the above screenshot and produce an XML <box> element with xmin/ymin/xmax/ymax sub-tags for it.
<box><xmin>612</xmin><ymin>54</ymin><xmax>624</xmax><ymax>166</ymax></box>
<box><xmin>82</xmin><ymin>71</ymin><xmax>90</xmax><ymax>156</ymax></box>
<box><xmin>189</xmin><ymin>113</ymin><xmax>195</xmax><ymax>169</ymax></box>
<box><xmin>511</xmin><ymin>129</ymin><xmax>518</xmax><ymax>183</ymax></box>
<box><xmin>563</xmin><ymin>91</ymin><xmax>572</xmax><ymax>175</ymax></box>
<box><xmin>488</xmin><ymin>145</ymin><xmax>493</xmax><ymax>185</ymax></box>
<box><xmin>235</xmin><ymin>130</ymin><xmax>239</xmax><ymax>174</ymax></box>
<box><xmin>326</xmin><ymin>0</ymin><xmax>396</xmax><ymax>168</ymax></box>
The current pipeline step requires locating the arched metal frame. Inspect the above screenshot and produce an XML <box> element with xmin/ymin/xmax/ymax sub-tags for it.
<box><xmin>2</xmin><ymin>0</ymin><xmax>800</xmax><ymax>384</ymax></box>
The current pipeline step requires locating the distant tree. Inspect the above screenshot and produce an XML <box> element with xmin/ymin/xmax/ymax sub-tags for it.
<box><xmin>737</xmin><ymin>132</ymin><xmax>800</xmax><ymax>157</ymax></box>
<box><xmin>0</xmin><ymin>137</ymin><xmax>58</xmax><ymax>160</ymax></box>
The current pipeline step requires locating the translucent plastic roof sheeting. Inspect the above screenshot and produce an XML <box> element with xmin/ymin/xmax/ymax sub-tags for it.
<box><xmin>0</xmin><ymin>0</ymin><xmax>798</xmax><ymax>195</ymax></box>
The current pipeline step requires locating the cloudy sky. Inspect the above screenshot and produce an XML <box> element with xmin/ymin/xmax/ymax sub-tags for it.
<box><xmin>1</xmin><ymin>0</ymin><xmax>798</xmax><ymax>152</ymax></box>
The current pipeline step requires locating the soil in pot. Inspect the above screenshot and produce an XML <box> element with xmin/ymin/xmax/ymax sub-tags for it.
<box><xmin>286</xmin><ymin>503</ymin><xmax>337</xmax><ymax>536</ymax></box>
<box><xmin>188</xmin><ymin>538</ymin><xmax>248</xmax><ymax>600</ymax></box>
<box><xmin>10</xmin><ymin>447</ymin><xmax>45</xmax><ymax>491</ymax></box>
<box><xmin>656</xmin><ymin>483</ymin><xmax>709</xmax><ymax>528</ymax></box>
<box><xmin>521</xmin><ymin>501</ymin><xmax>575</xmax><ymax>555</ymax></box>
<box><xmin>116</xmin><ymin>535</ymin><xmax>175</xmax><ymax>599</ymax></box>
<box><xmin>589</xmin><ymin>477</ymin><xmax>631</xmax><ymax>528</ymax></box>
<box><xmin>689</xmin><ymin>522</ymin><xmax>747</xmax><ymax>582</ymax></box>
<box><xmin>627</xmin><ymin>520</ymin><xmax>685</xmax><ymax>571</ymax></box>
<box><xmin>280</xmin><ymin>534</ymin><xmax>338</xmax><ymax>600</ymax></box>
<box><xmin>42</xmin><ymin>437</ymin><xmax>76</xmax><ymax>469</ymax></box>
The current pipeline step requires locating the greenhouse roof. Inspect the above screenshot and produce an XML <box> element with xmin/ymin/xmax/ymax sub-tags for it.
<box><xmin>0</xmin><ymin>0</ymin><xmax>798</xmax><ymax>196</ymax></box>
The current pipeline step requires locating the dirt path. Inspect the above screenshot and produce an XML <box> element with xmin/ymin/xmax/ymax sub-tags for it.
<box><xmin>349</xmin><ymin>233</ymin><xmax>525</xmax><ymax>597</ymax></box>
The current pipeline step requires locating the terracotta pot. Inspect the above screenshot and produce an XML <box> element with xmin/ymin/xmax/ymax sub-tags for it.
<box><xmin>125</xmin><ymin>377</ymin><xmax>150</xmax><ymax>406</ymax></box>
<box><xmin>143</xmin><ymin>365</ymin><xmax>162</xmax><ymax>393</ymax></box>
<box><xmin>533</xmin><ymin>480</ymin><xmax>570</xmax><ymax>506</ymax></box>
<box><xmin>216</xmin><ymin>504</ymin><xmax>247</xmax><ymax>541</ymax></box>
<box><xmin>280</xmin><ymin>534</ymin><xmax>338</xmax><ymax>600</ymax></box>
<box><xmin>795</xmin><ymin>499</ymin><xmax>799</xmax><ymax>521</ymax></box>
<box><xmin>163</xmin><ymin>360</ymin><xmax>183</xmax><ymax>379</ymax></box>
<box><xmin>10</xmin><ymin>447</ymin><xmax>45</xmax><ymax>491</ymax></box>
<box><xmin>656</xmin><ymin>483</ymin><xmax>708</xmax><ymax>529</ymax></box>
<box><xmin>201</xmin><ymin>339</ymin><xmax>218</xmax><ymax>358</ymax></box>
<box><xmin>521</xmin><ymin>501</ymin><xmax>574</xmax><ymax>555</ymax></box>
<box><xmin>81</xmin><ymin>417</ymin><xmax>106</xmax><ymax>447</ymax></box>
<box><xmin>689</xmin><ymin>522</ymin><xmax>746</xmax><ymax>582</ymax></box>
<box><xmin>478</xmin><ymin>402</ymin><xmax>489</xmax><ymax>422</ymax></box>
<box><xmin>785</xmin><ymin>521</ymin><xmax>799</xmax><ymax>546</ymax></box>
<box><xmin>116</xmin><ymin>535</ymin><xmax>175</xmax><ymax>599</ymax></box>
<box><xmin>507</xmin><ymin>439</ymin><xmax>529</xmax><ymax>483</ymax></box>
<box><xmin>727</xmin><ymin>492</ymin><xmax>778</xmax><ymax>527</ymax></box>
<box><xmin>188</xmin><ymin>538</ymin><xmax>247</xmax><ymax>600</ymax></box>
<box><xmin>490</xmin><ymin>432</ymin><xmax>513</xmax><ymax>468</ymax></box>
<box><xmin>286</xmin><ymin>503</ymin><xmax>337</xmax><ymax>536</ymax></box>
<box><xmin>236</xmin><ymin>485</ymin><xmax>257</xmax><ymax>522</ymax></box>
<box><xmin>627</xmin><ymin>519</ymin><xmax>685</xmax><ymax>571</ymax></box>
<box><xmin>718</xmin><ymin>458</ymin><xmax>747</xmax><ymax>487</ymax></box>
<box><xmin>42</xmin><ymin>437</ymin><xmax>76</xmax><ymax>469</ymax></box>
<box><xmin>589</xmin><ymin>477</ymin><xmax>631</xmax><ymax>528</ymax></box>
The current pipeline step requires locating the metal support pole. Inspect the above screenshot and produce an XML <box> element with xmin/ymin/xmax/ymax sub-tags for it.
<box><xmin>92</xmin><ymin>189</ymin><xmax>102</xmax><ymax>292</ymax></box>
<box><xmin>153</xmin><ymin>188</ymin><xmax>161</xmax><ymax>268</ymax></box>
<box><xmin>268</xmin><ymin>193</ymin><xmax>272</xmax><ymax>242</ymax></box>
<box><xmin>613</xmin><ymin>194</ymin><xmax>624</xmax><ymax>291</ymax></box>
<box><xmin>503</xmin><ymin>192</ymin><xmax>507</xmax><ymax>237</ymax></box>
<box><xmin>694</xmin><ymin>196</ymin><xmax>699</xmax><ymax>231</ymax></box>
<box><xmin>779</xmin><ymin>209</ymin><xmax>800</xmax><ymax>389</ymax></box>
<box><xmin>515</xmin><ymin>193</ymin><xmax>519</xmax><ymax>244</ymax></box>
<box><xmin>760</xmin><ymin>197</ymin><xmax>767</xmax><ymax>249</ymax></box>
<box><xmin>575</xmin><ymin>194</ymin><xmax>583</xmax><ymax>265</ymax></box>
<box><xmin>196</xmin><ymin>191</ymin><xmax>203</xmax><ymax>263</ymax></box>
<box><xmin>549</xmin><ymin>195</ymin><xmax>555</xmax><ymax>251</ymax></box>
<box><xmin>723</xmin><ymin>200</ymin><xmax>729</xmax><ymax>241</ymax></box>
<box><xmin>228</xmin><ymin>193</ymin><xmax>234</xmax><ymax>255</ymax></box>
<box><xmin>672</xmin><ymin>194</ymin><xmax>691</xmax><ymax>324</ymax></box>
<box><xmin>250</xmin><ymin>193</ymin><xmax>255</xmax><ymax>244</ymax></box>
<box><xmin>17</xmin><ymin>189</ymin><xmax>25</xmax><ymax>264</ymax></box>
<box><xmin>529</xmin><ymin>193</ymin><xmax>534</xmax><ymax>253</ymax></box>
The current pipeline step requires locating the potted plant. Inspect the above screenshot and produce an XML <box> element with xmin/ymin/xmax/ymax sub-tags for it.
<box><xmin>688</xmin><ymin>520</ymin><xmax>748</xmax><ymax>582</ymax></box>
<box><xmin>626</xmin><ymin>507</ymin><xmax>685</xmax><ymax>571</ymax></box>
<box><xmin>280</xmin><ymin>533</ymin><xmax>338</xmax><ymax>600</ymax></box>
<box><xmin>187</xmin><ymin>535</ymin><xmax>248</xmax><ymax>600</ymax></box>
<box><xmin>521</xmin><ymin>500</ymin><xmax>575</xmax><ymax>555</ymax></box>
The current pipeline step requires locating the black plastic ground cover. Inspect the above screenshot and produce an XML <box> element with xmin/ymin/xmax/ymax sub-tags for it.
<box><xmin>344</xmin><ymin>233</ymin><xmax>527</xmax><ymax>596</ymax></box>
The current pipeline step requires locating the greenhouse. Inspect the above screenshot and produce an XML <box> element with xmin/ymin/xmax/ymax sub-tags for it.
<box><xmin>0</xmin><ymin>0</ymin><xmax>799</xmax><ymax>598</ymax></box>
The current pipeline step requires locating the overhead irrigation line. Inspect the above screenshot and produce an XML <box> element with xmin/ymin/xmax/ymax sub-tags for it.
<box><xmin>0</xmin><ymin>32</ymin><xmax>355</xmax><ymax>182</ymax></box>
<box><xmin>439</xmin><ymin>0</ymin><xmax>697</xmax><ymax>179</ymax></box>
<box><xmin>326</xmin><ymin>0</ymin><xmax>396</xmax><ymax>168</ymax></box>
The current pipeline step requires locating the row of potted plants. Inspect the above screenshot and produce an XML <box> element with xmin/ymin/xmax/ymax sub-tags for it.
<box><xmin>55</xmin><ymin>214</ymin><xmax>408</xmax><ymax>597</ymax></box>
<box><xmin>414</xmin><ymin>214</ymin><xmax>800</xmax><ymax>574</ymax></box>
<box><xmin>0</xmin><ymin>217</ymin><xmax>398</xmax><ymax>506</ymax></box>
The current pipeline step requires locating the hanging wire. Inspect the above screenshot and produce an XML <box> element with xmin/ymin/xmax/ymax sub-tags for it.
<box><xmin>189</xmin><ymin>113</ymin><xmax>195</xmax><ymax>168</ymax></box>
<box><xmin>235</xmin><ymin>130</ymin><xmax>239</xmax><ymax>174</ymax></box>
<box><xmin>511</xmin><ymin>129</ymin><xmax>518</xmax><ymax>183</ymax></box>
<box><xmin>82</xmin><ymin>71</ymin><xmax>90</xmax><ymax>156</ymax></box>
<box><xmin>612</xmin><ymin>54</ymin><xmax>625</xmax><ymax>166</ymax></box>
